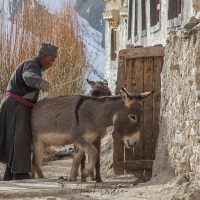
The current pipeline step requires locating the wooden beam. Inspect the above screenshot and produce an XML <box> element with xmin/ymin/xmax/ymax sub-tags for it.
<box><xmin>143</xmin><ymin>57</ymin><xmax>154</xmax><ymax>160</ymax></box>
<box><xmin>152</xmin><ymin>56</ymin><xmax>163</xmax><ymax>159</ymax></box>
<box><xmin>132</xmin><ymin>58</ymin><xmax>144</xmax><ymax>178</ymax></box>
<box><xmin>116</xmin><ymin>160</ymin><xmax>154</xmax><ymax>171</ymax></box>
<box><xmin>119</xmin><ymin>46</ymin><xmax>165</xmax><ymax>59</ymax></box>
<box><xmin>112</xmin><ymin>131</ymin><xmax>125</xmax><ymax>174</ymax></box>
<box><xmin>115</xmin><ymin>59</ymin><xmax>125</xmax><ymax>94</ymax></box>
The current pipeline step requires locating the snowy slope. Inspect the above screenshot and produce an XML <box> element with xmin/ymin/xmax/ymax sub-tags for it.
<box><xmin>77</xmin><ymin>15</ymin><xmax>105</xmax><ymax>81</ymax></box>
<box><xmin>40</xmin><ymin>0</ymin><xmax>105</xmax><ymax>83</ymax></box>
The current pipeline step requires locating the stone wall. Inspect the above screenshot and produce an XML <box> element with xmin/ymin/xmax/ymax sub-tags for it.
<box><xmin>194</xmin><ymin>0</ymin><xmax>200</xmax><ymax>12</ymax></box>
<box><xmin>153</xmin><ymin>32</ymin><xmax>200</xmax><ymax>185</ymax></box>
<box><xmin>103</xmin><ymin>0</ymin><xmax>200</xmax><ymax>185</ymax></box>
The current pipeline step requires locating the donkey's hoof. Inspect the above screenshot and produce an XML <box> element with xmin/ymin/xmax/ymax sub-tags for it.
<box><xmin>81</xmin><ymin>177</ymin><xmax>87</xmax><ymax>182</ymax></box>
<box><xmin>96</xmin><ymin>178</ymin><xmax>102</xmax><ymax>183</ymax></box>
<box><xmin>90</xmin><ymin>177</ymin><xmax>96</xmax><ymax>181</ymax></box>
<box><xmin>82</xmin><ymin>169</ymin><xmax>89</xmax><ymax>178</ymax></box>
<box><xmin>30</xmin><ymin>175</ymin><xmax>35</xmax><ymax>179</ymax></box>
<box><xmin>69</xmin><ymin>177</ymin><xmax>77</xmax><ymax>182</ymax></box>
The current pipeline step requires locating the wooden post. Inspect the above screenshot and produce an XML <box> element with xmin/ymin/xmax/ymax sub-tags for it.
<box><xmin>112</xmin><ymin>58</ymin><xmax>125</xmax><ymax>174</ymax></box>
<box><xmin>124</xmin><ymin>59</ymin><xmax>134</xmax><ymax>174</ymax></box>
<box><xmin>115</xmin><ymin>59</ymin><xmax>125</xmax><ymax>94</ymax></box>
<box><xmin>132</xmin><ymin>57</ymin><xmax>145</xmax><ymax>178</ymax></box>
<box><xmin>112</xmin><ymin>131</ymin><xmax>124</xmax><ymax>174</ymax></box>
<box><xmin>152</xmin><ymin>57</ymin><xmax>163</xmax><ymax>159</ymax></box>
<box><xmin>143</xmin><ymin>57</ymin><xmax>154</xmax><ymax>179</ymax></box>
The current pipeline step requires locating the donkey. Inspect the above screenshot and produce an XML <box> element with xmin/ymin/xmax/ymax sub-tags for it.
<box><xmin>31</xmin><ymin>87</ymin><xmax>154</xmax><ymax>181</ymax></box>
<box><xmin>75</xmin><ymin>78</ymin><xmax>112</xmax><ymax>182</ymax></box>
<box><xmin>30</xmin><ymin>78</ymin><xmax>111</xmax><ymax>179</ymax></box>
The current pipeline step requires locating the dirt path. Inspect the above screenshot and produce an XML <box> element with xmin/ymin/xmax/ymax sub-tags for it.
<box><xmin>0</xmin><ymin>134</ymin><xmax>200</xmax><ymax>200</ymax></box>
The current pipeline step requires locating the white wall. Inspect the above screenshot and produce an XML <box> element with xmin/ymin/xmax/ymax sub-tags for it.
<box><xmin>104</xmin><ymin>0</ymin><xmax>196</xmax><ymax>94</ymax></box>
<box><xmin>104</xmin><ymin>0</ymin><xmax>128</xmax><ymax>94</ymax></box>
<box><xmin>133</xmin><ymin>0</ymin><xmax>195</xmax><ymax>47</ymax></box>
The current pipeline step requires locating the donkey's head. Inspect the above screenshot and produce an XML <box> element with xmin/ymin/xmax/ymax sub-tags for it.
<box><xmin>87</xmin><ymin>78</ymin><xmax>112</xmax><ymax>97</ymax></box>
<box><xmin>113</xmin><ymin>87</ymin><xmax>154</xmax><ymax>148</ymax></box>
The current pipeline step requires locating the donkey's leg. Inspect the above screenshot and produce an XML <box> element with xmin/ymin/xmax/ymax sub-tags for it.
<box><xmin>32</xmin><ymin>139</ymin><xmax>45</xmax><ymax>178</ymax></box>
<box><xmin>30</xmin><ymin>144</ymin><xmax>36</xmax><ymax>179</ymax></box>
<box><xmin>88</xmin><ymin>135</ymin><xmax>102</xmax><ymax>182</ymax></box>
<box><xmin>30</xmin><ymin>162</ymin><xmax>36</xmax><ymax>179</ymax></box>
<box><xmin>69</xmin><ymin>149</ymin><xmax>84</xmax><ymax>182</ymax></box>
<box><xmin>87</xmin><ymin>136</ymin><xmax>102</xmax><ymax>182</ymax></box>
<box><xmin>73</xmin><ymin>138</ymin><xmax>98</xmax><ymax>181</ymax></box>
<box><xmin>88</xmin><ymin>155</ymin><xmax>95</xmax><ymax>181</ymax></box>
<box><xmin>74</xmin><ymin>144</ymin><xmax>87</xmax><ymax>181</ymax></box>
<box><xmin>81</xmin><ymin>154</ymin><xmax>87</xmax><ymax>182</ymax></box>
<box><xmin>94</xmin><ymin>136</ymin><xmax>102</xmax><ymax>182</ymax></box>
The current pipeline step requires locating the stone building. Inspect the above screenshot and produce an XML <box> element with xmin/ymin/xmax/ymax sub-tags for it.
<box><xmin>103</xmin><ymin>0</ymin><xmax>200</xmax><ymax>185</ymax></box>
<box><xmin>103</xmin><ymin>0</ymin><xmax>196</xmax><ymax>93</ymax></box>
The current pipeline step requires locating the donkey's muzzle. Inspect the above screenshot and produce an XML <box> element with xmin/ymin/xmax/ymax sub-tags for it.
<box><xmin>124</xmin><ymin>138</ymin><xmax>137</xmax><ymax>148</ymax></box>
<box><xmin>123</xmin><ymin>131</ymin><xmax>140</xmax><ymax>148</ymax></box>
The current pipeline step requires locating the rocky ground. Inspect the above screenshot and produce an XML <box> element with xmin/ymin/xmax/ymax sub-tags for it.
<box><xmin>0</xmin><ymin>133</ymin><xmax>200</xmax><ymax>200</ymax></box>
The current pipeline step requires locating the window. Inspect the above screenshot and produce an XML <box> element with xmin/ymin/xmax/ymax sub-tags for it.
<box><xmin>150</xmin><ymin>0</ymin><xmax>160</xmax><ymax>27</ymax></box>
<box><xmin>167</xmin><ymin>0</ymin><xmax>182</xmax><ymax>28</ymax></box>
<box><xmin>134</xmin><ymin>0</ymin><xmax>138</xmax><ymax>37</ymax></box>
<box><xmin>128</xmin><ymin>0</ymin><xmax>133</xmax><ymax>40</ymax></box>
<box><xmin>111</xmin><ymin>28</ymin><xmax>117</xmax><ymax>60</ymax></box>
<box><xmin>142</xmin><ymin>0</ymin><xmax>146</xmax><ymax>32</ymax></box>
<box><xmin>168</xmin><ymin>0</ymin><xmax>182</xmax><ymax>20</ymax></box>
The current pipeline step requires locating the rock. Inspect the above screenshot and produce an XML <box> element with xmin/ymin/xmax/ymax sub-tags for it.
<box><xmin>181</xmin><ymin>16</ymin><xmax>200</xmax><ymax>30</ymax></box>
<box><xmin>55</xmin><ymin>147</ymin><xmax>74</xmax><ymax>158</ymax></box>
<box><xmin>189</xmin><ymin>28</ymin><xmax>198</xmax><ymax>35</ymax></box>
<box><xmin>45</xmin><ymin>197</ymin><xmax>57</xmax><ymax>200</ymax></box>
<box><xmin>174</xmin><ymin>176</ymin><xmax>189</xmax><ymax>185</ymax></box>
<box><xmin>181</xmin><ymin>31</ymin><xmax>189</xmax><ymax>38</ymax></box>
<box><xmin>168</xmin><ymin>30</ymin><xmax>177</xmax><ymax>36</ymax></box>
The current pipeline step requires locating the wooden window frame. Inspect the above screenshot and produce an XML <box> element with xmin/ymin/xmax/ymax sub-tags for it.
<box><xmin>167</xmin><ymin>0</ymin><xmax>182</xmax><ymax>28</ymax></box>
<box><xmin>128</xmin><ymin>0</ymin><xmax>133</xmax><ymax>41</ymax></box>
<box><xmin>177</xmin><ymin>0</ymin><xmax>182</xmax><ymax>15</ymax></box>
<box><xmin>111</xmin><ymin>28</ymin><xmax>117</xmax><ymax>60</ymax></box>
<box><xmin>156</xmin><ymin>0</ymin><xmax>160</xmax><ymax>23</ymax></box>
<box><xmin>134</xmin><ymin>0</ymin><xmax>138</xmax><ymax>42</ymax></box>
<box><xmin>142</xmin><ymin>0</ymin><xmax>147</xmax><ymax>36</ymax></box>
<box><xmin>150</xmin><ymin>0</ymin><xmax>161</xmax><ymax>33</ymax></box>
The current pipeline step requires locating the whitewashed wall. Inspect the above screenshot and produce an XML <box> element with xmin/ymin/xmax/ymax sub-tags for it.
<box><xmin>104</xmin><ymin>0</ymin><xmax>128</xmax><ymax>94</ymax></box>
<box><xmin>133</xmin><ymin>0</ymin><xmax>195</xmax><ymax>47</ymax></box>
<box><xmin>104</xmin><ymin>0</ymin><xmax>196</xmax><ymax>93</ymax></box>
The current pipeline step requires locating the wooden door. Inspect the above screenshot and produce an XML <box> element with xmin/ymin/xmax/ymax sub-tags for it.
<box><xmin>113</xmin><ymin>46</ymin><xmax>164</xmax><ymax>179</ymax></box>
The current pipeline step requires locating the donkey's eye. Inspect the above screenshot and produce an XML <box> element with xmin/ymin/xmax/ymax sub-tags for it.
<box><xmin>129</xmin><ymin>114</ymin><xmax>137</xmax><ymax>121</ymax></box>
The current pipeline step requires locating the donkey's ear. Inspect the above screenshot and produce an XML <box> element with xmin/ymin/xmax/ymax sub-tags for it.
<box><xmin>103</xmin><ymin>79</ymin><xmax>108</xmax><ymax>86</ymax></box>
<box><xmin>120</xmin><ymin>87</ymin><xmax>132</xmax><ymax>107</ymax></box>
<box><xmin>138</xmin><ymin>90</ymin><xmax>155</xmax><ymax>102</ymax></box>
<box><xmin>120</xmin><ymin>87</ymin><xmax>127</xmax><ymax>101</ymax></box>
<box><xmin>86</xmin><ymin>78</ymin><xmax>95</xmax><ymax>87</ymax></box>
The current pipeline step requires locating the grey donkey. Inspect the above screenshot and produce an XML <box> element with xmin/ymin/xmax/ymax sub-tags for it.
<box><xmin>31</xmin><ymin>87</ymin><xmax>154</xmax><ymax>181</ymax></box>
<box><xmin>75</xmin><ymin>78</ymin><xmax>112</xmax><ymax>182</ymax></box>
